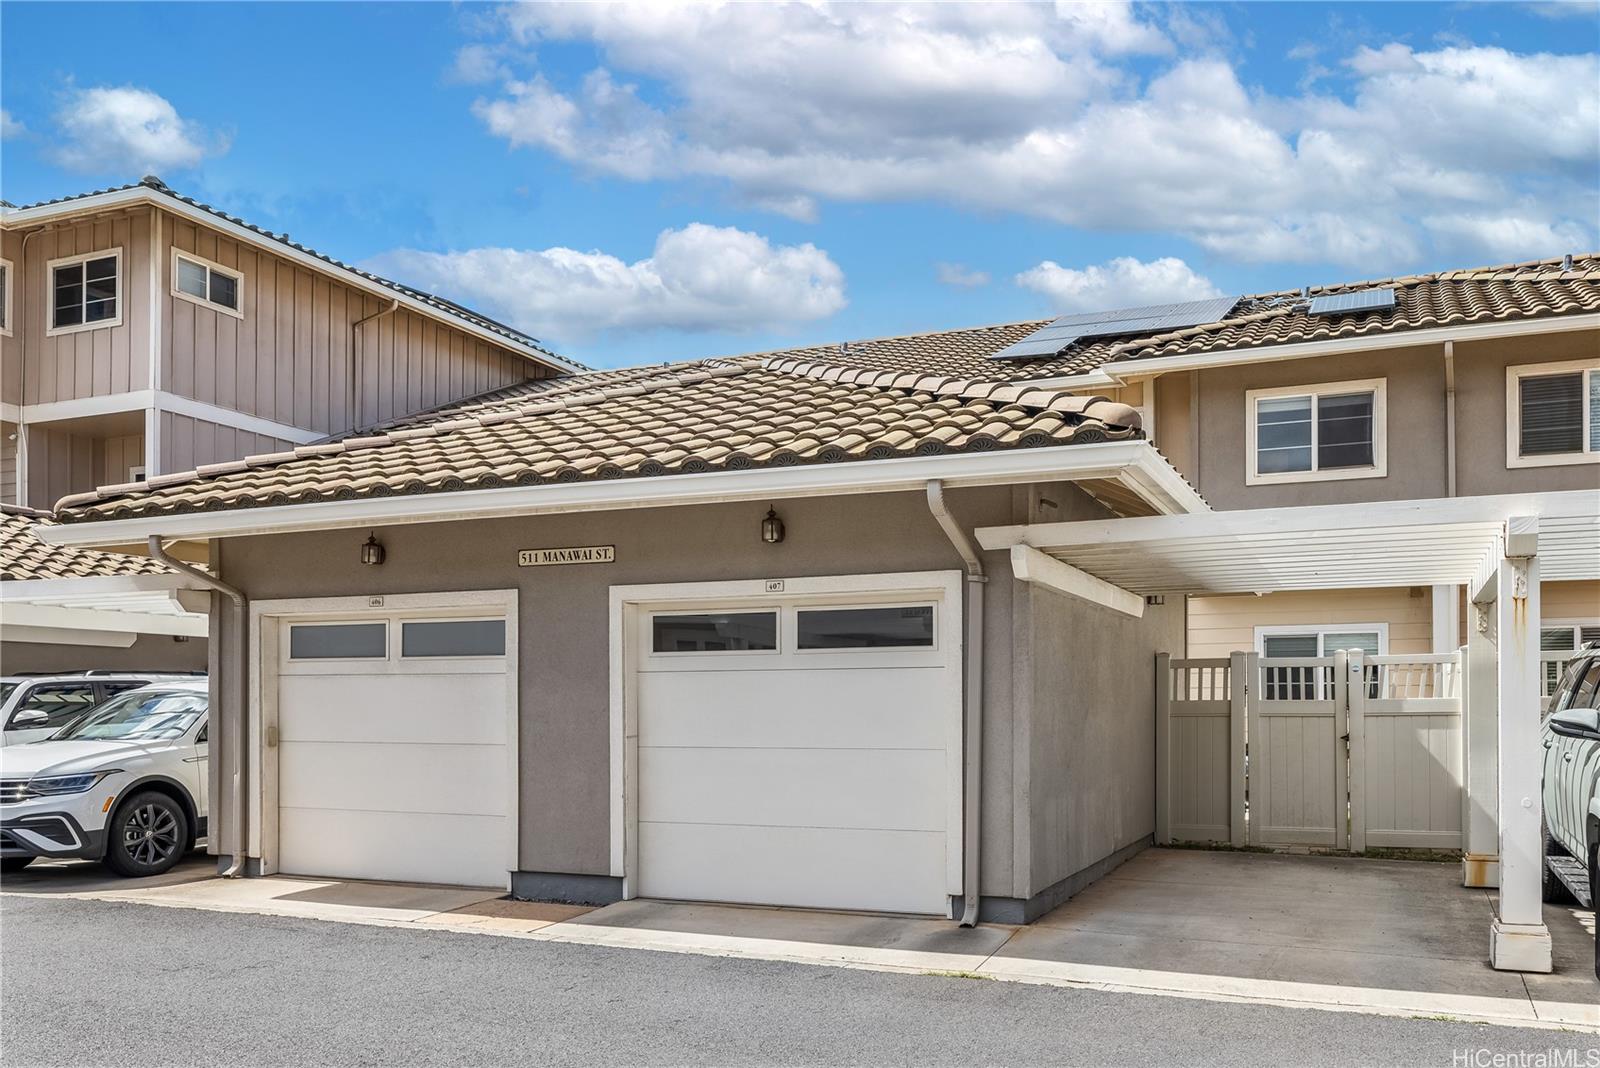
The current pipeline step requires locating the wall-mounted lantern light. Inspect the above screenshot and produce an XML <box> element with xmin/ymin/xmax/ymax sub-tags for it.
<box><xmin>361</xmin><ymin>532</ymin><xmax>386</xmax><ymax>566</ymax></box>
<box><xmin>761</xmin><ymin>507</ymin><xmax>785</xmax><ymax>545</ymax></box>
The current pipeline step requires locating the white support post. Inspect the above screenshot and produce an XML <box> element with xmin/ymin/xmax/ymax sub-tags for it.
<box><xmin>1229</xmin><ymin>651</ymin><xmax>1249</xmax><ymax>848</ymax></box>
<box><xmin>1155</xmin><ymin>653</ymin><xmax>1172</xmax><ymax>847</ymax></box>
<box><xmin>1345</xmin><ymin>649</ymin><xmax>1364</xmax><ymax>854</ymax></box>
<box><xmin>1462</xmin><ymin>612</ymin><xmax>1500</xmax><ymax>888</ymax></box>
<box><xmin>1489</xmin><ymin>517</ymin><xmax>1551</xmax><ymax>973</ymax></box>
<box><xmin>1431</xmin><ymin>584</ymin><xmax>1461</xmax><ymax>654</ymax></box>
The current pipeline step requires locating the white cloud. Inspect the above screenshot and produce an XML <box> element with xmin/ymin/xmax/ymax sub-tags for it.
<box><xmin>0</xmin><ymin>109</ymin><xmax>23</xmax><ymax>139</ymax></box>
<box><xmin>367</xmin><ymin>223</ymin><xmax>845</xmax><ymax>343</ymax></box>
<box><xmin>448</xmin><ymin>44</ymin><xmax>510</xmax><ymax>85</ymax></box>
<box><xmin>935</xmin><ymin>262</ymin><xmax>990</xmax><ymax>288</ymax></box>
<box><xmin>51</xmin><ymin>87</ymin><xmax>223</xmax><ymax>174</ymax></box>
<box><xmin>465</xmin><ymin>4</ymin><xmax>1598</xmax><ymax>266</ymax></box>
<box><xmin>1015</xmin><ymin>256</ymin><xmax>1222</xmax><ymax>311</ymax></box>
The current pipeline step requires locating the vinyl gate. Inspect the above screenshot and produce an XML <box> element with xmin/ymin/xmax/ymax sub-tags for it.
<box><xmin>1156</xmin><ymin>650</ymin><xmax>1463</xmax><ymax>850</ymax></box>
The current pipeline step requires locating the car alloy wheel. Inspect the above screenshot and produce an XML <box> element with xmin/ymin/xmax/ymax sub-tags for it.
<box><xmin>104</xmin><ymin>790</ymin><xmax>191</xmax><ymax>877</ymax></box>
<box><xmin>123</xmin><ymin>802</ymin><xmax>181</xmax><ymax>868</ymax></box>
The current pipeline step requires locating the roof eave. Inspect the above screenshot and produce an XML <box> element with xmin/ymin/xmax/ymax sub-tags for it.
<box><xmin>1018</xmin><ymin>311</ymin><xmax>1600</xmax><ymax>389</ymax></box>
<box><xmin>35</xmin><ymin>441</ymin><xmax>1208</xmax><ymax>549</ymax></box>
<box><xmin>0</xmin><ymin>187</ymin><xmax>586</xmax><ymax>376</ymax></box>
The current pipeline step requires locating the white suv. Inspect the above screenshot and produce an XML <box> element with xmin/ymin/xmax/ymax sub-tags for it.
<box><xmin>1540</xmin><ymin>643</ymin><xmax>1600</xmax><ymax>979</ymax></box>
<box><xmin>1</xmin><ymin>674</ymin><xmax>202</xmax><ymax>745</ymax></box>
<box><xmin>0</xmin><ymin>681</ymin><xmax>208</xmax><ymax>877</ymax></box>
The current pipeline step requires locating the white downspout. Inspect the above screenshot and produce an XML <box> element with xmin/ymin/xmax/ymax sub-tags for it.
<box><xmin>1444</xmin><ymin>340</ymin><xmax>1457</xmax><ymax>498</ymax></box>
<box><xmin>349</xmin><ymin>298</ymin><xmax>399</xmax><ymax>433</ymax></box>
<box><xmin>148</xmin><ymin>536</ymin><xmax>249</xmax><ymax>878</ymax></box>
<box><xmin>926</xmin><ymin>480</ymin><xmax>986</xmax><ymax>927</ymax></box>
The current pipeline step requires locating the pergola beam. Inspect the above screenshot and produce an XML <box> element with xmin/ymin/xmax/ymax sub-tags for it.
<box><xmin>1009</xmin><ymin>545</ymin><xmax>1144</xmax><ymax>618</ymax></box>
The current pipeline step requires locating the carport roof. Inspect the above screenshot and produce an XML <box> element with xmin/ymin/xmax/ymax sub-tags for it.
<box><xmin>975</xmin><ymin>491</ymin><xmax>1600</xmax><ymax>596</ymax></box>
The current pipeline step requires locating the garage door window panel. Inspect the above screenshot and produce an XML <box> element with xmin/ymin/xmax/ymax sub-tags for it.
<box><xmin>288</xmin><ymin>622</ymin><xmax>388</xmax><ymax>660</ymax></box>
<box><xmin>796</xmin><ymin>605</ymin><xmax>936</xmax><ymax>650</ymax></box>
<box><xmin>650</xmin><ymin>611</ymin><xmax>778</xmax><ymax>653</ymax></box>
<box><xmin>401</xmin><ymin>619</ymin><xmax>506</xmax><ymax>659</ymax></box>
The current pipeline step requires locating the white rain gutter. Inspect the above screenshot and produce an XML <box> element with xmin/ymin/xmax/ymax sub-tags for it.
<box><xmin>147</xmin><ymin>536</ymin><xmax>249</xmax><ymax>879</ymax></box>
<box><xmin>37</xmin><ymin>442</ymin><xmax>1210</xmax><ymax>549</ymax></box>
<box><xmin>925</xmin><ymin>480</ymin><xmax>986</xmax><ymax>928</ymax></box>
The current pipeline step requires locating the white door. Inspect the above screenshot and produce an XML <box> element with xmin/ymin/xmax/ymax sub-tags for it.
<box><xmin>632</xmin><ymin>586</ymin><xmax>960</xmax><ymax>915</ymax></box>
<box><xmin>274</xmin><ymin>611</ymin><xmax>513</xmax><ymax>888</ymax></box>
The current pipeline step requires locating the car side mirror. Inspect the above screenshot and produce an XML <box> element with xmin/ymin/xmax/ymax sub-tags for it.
<box><xmin>1550</xmin><ymin>707</ymin><xmax>1600</xmax><ymax>740</ymax></box>
<box><xmin>8</xmin><ymin>709</ymin><xmax>48</xmax><ymax>729</ymax></box>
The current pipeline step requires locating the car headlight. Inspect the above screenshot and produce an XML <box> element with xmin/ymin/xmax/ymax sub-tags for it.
<box><xmin>27</xmin><ymin>772</ymin><xmax>116</xmax><ymax>797</ymax></box>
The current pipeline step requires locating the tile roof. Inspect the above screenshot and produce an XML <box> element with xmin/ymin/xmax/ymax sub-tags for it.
<box><xmin>52</xmin><ymin>360</ymin><xmax>1144</xmax><ymax>523</ymax></box>
<box><xmin>1</xmin><ymin>506</ymin><xmax>174</xmax><ymax>581</ymax></box>
<box><xmin>753</xmin><ymin>254</ymin><xmax>1600</xmax><ymax>383</ymax></box>
<box><xmin>1</xmin><ymin>177</ymin><xmax>587</xmax><ymax>372</ymax></box>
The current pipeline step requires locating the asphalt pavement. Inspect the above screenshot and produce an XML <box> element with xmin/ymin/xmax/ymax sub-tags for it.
<box><xmin>1</xmin><ymin>894</ymin><xmax>1593</xmax><ymax>1067</ymax></box>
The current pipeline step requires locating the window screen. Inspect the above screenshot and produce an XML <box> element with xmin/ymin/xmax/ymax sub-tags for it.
<box><xmin>401</xmin><ymin>619</ymin><xmax>506</xmax><ymax>658</ymax></box>
<box><xmin>797</xmin><ymin>606</ymin><xmax>934</xmax><ymax>649</ymax></box>
<box><xmin>1261</xmin><ymin>634</ymin><xmax>1319</xmax><ymax>658</ymax></box>
<box><xmin>1316</xmin><ymin>392</ymin><xmax>1375</xmax><ymax>469</ymax></box>
<box><xmin>652</xmin><ymin>612</ymin><xmax>776</xmax><ymax>652</ymax></box>
<box><xmin>288</xmin><ymin>622</ymin><xmax>387</xmax><ymax>659</ymax></box>
<box><xmin>1519</xmin><ymin>373</ymin><xmax>1585</xmax><ymax>456</ymax></box>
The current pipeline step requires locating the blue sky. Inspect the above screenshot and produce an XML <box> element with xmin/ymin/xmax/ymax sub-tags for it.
<box><xmin>2</xmin><ymin>1</ymin><xmax>1596</xmax><ymax>369</ymax></box>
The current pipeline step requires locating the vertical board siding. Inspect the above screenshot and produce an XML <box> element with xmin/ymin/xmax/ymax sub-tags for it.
<box><xmin>25</xmin><ymin>426</ymin><xmax>99</xmax><ymax>509</ymax></box>
<box><xmin>160</xmin><ymin>411</ymin><xmax>296</xmax><ymax>474</ymax></box>
<box><xmin>159</xmin><ymin>210</ymin><xmax>549</xmax><ymax>435</ymax></box>
<box><xmin>19</xmin><ymin>211</ymin><xmax>151</xmax><ymax>405</ymax></box>
<box><xmin>100</xmin><ymin>434</ymin><xmax>144</xmax><ymax>485</ymax></box>
<box><xmin>0</xmin><ymin>423</ymin><xmax>17</xmax><ymax>504</ymax></box>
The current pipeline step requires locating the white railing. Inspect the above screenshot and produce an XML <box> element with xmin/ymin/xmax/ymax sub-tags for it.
<box><xmin>1367</xmin><ymin>654</ymin><xmax>1462</xmax><ymax>701</ymax></box>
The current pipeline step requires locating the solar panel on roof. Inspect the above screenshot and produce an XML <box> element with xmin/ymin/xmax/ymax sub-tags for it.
<box><xmin>1307</xmin><ymin>287</ymin><xmax>1395</xmax><ymax>316</ymax></box>
<box><xmin>990</xmin><ymin>295</ymin><xmax>1239</xmax><ymax>361</ymax></box>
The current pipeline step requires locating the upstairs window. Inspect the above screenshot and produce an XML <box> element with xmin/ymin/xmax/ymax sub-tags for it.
<box><xmin>0</xmin><ymin>258</ymin><xmax>12</xmax><ymax>337</ymax></box>
<box><xmin>1509</xmin><ymin>361</ymin><xmax>1599</xmax><ymax>467</ymax></box>
<box><xmin>1246</xmin><ymin>378</ymin><xmax>1386</xmax><ymax>485</ymax></box>
<box><xmin>49</xmin><ymin>250</ymin><xmax>121</xmax><ymax>334</ymax></box>
<box><xmin>172</xmin><ymin>250</ymin><xmax>243</xmax><ymax>316</ymax></box>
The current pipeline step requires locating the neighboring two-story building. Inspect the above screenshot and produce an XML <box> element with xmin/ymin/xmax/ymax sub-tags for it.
<box><xmin>0</xmin><ymin>177</ymin><xmax>580</xmax><ymax>669</ymax></box>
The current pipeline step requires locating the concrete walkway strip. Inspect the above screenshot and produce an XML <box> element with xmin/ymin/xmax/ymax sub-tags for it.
<box><xmin>7</xmin><ymin>877</ymin><xmax>1596</xmax><ymax>1035</ymax></box>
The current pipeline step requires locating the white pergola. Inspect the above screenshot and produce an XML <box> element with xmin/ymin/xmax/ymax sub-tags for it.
<box><xmin>977</xmin><ymin>488</ymin><xmax>1600</xmax><ymax>973</ymax></box>
<box><xmin>0</xmin><ymin>574</ymin><xmax>209</xmax><ymax>649</ymax></box>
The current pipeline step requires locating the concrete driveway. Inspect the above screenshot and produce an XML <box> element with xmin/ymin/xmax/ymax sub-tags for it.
<box><xmin>989</xmin><ymin>848</ymin><xmax>1597</xmax><ymax>1025</ymax></box>
<box><xmin>5</xmin><ymin>847</ymin><xmax>1595</xmax><ymax>1031</ymax></box>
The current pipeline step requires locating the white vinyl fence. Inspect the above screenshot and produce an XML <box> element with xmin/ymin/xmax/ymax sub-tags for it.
<box><xmin>1156</xmin><ymin>649</ymin><xmax>1464</xmax><ymax>851</ymax></box>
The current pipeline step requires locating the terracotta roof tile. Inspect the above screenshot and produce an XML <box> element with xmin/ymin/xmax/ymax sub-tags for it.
<box><xmin>53</xmin><ymin>362</ymin><xmax>1143</xmax><ymax>523</ymax></box>
<box><xmin>0</xmin><ymin>506</ymin><xmax>174</xmax><ymax>581</ymax></box>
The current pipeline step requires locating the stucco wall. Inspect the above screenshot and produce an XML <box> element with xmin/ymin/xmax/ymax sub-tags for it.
<box><xmin>1023</xmin><ymin>582</ymin><xmax>1183</xmax><ymax>905</ymax></box>
<box><xmin>0</xmin><ymin>633</ymin><xmax>206</xmax><ymax>674</ymax></box>
<box><xmin>1161</xmin><ymin>326</ymin><xmax>1598</xmax><ymax>509</ymax></box>
<box><xmin>212</xmin><ymin>486</ymin><xmax>1083</xmax><ymax>898</ymax></box>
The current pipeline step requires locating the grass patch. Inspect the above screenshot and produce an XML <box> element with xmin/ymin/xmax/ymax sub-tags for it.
<box><xmin>923</xmin><ymin>970</ymin><xmax>993</xmax><ymax>981</ymax></box>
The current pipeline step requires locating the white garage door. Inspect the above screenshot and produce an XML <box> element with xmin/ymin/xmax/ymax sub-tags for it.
<box><xmin>634</xmin><ymin>587</ymin><xmax>959</xmax><ymax>915</ymax></box>
<box><xmin>275</xmin><ymin>611</ymin><xmax>513</xmax><ymax>889</ymax></box>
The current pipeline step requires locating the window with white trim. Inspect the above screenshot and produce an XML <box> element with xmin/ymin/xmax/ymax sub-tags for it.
<box><xmin>0</xmin><ymin>258</ymin><xmax>12</xmax><ymax>337</ymax></box>
<box><xmin>49</xmin><ymin>249</ymin><xmax>121</xmax><ymax>334</ymax></box>
<box><xmin>172</xmin><ymin>250</ymin><xmax>242</xmax><ymax>316</ymax></box>
<box><xmin>1507</xmin><ymin>360</ymin><xmax>1599</xmax><ymax>467</ymax></box>
<box><xmin>1256</xmin><ymin>624</ymin><xmax>1387</xmax><ymax>701</ymax></box>
<box><xmin>1246</xmin><ymin>379</ymin><xmax>1386</xmax><ymax>485</ymax></box>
